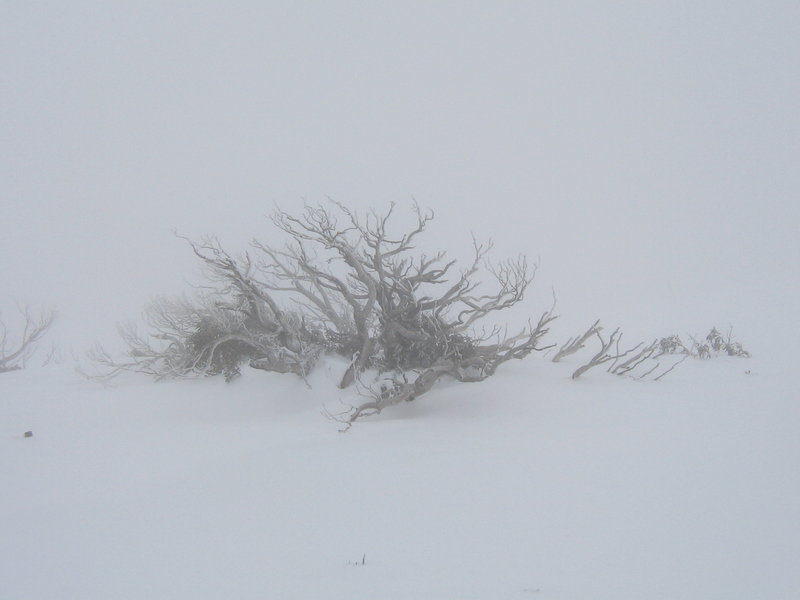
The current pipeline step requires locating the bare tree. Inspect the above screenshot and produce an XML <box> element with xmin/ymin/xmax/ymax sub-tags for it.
<box><xmin>90</xmin><ymin>201</ymin><xmax>740</xmax><ymax>424</ymax></box>
<box><xmin>94</xmin><ymin>201</ymin><xmax>559</xmax><ymax>422</ymax></box>
<box><xmin>274</xmin><ymin>202</ymin><xmax>557</xmax><ymax>388</ymax></box>
<box><xmin>0</xmin><ymin>306</ymin><xmax>56</xmax><ymax>373</ymax></box>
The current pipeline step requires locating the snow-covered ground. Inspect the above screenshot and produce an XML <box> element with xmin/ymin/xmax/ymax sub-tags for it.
<box><xmin>3</xmin><ymin>2</ymin><xmax>799</xmax><ymax>598</ymax></box>
<box><xmin>2</xmin><ymin>347</ymin><xmax>797</xmax><ymax>599</ymax></box>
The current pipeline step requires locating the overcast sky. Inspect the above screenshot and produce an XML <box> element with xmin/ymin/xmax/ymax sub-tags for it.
<box><xmin>2</xmin><ymin>1</ymin><xmax>798</xmax><ymax>353</ymax></box>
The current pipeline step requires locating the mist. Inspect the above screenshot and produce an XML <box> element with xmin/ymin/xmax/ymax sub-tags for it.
<box><xmin>3</xmin><ymin>1</ymin><xmax>798</xmax><ymax>357</ymax></box>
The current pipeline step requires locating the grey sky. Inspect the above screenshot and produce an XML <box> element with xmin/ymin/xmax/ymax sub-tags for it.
<box><xmin>2</xmin><ymin>2</ymin><xmax>798</xmax><ymax>350</ymax></box>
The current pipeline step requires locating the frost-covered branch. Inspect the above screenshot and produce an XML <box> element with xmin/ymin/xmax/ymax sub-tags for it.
<box><xmin>0</xmin><ymin>306</ymin><xmax>56</xmax><ymax>373</ymax></box>
<box><xmin>552</xmin><ymin>319</ymin><xmax>601</xmax><ymax>363</ymax></box>
<box><xmin>571</xmin><ymin>327</ymin><xmax>642</xmax><ymax>380</ymax></box>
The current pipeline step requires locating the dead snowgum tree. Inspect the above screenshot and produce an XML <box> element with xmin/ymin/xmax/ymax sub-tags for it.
<box><xmin>269</xmin><ymin>202</ymin><xmax>557</xmax><ymax>425</ymax></box>
<box><xmin>0</xmin><ymin>306</ymin><xmax>56</xmax><ymax>373</ymax></box>
<box><xmin>93</xmin><ymin>201</ymin><xmax>556</xmax><ymax>424</ymax></box>
<box><xmin>556</xmin><ymin>322</ymin><xmax>748</xmax><ymax>381</ymax></box>
<box><xmin>556</xmin><ymin>320</ymin><xmax>682</xmax><ymax>381</ymax></box>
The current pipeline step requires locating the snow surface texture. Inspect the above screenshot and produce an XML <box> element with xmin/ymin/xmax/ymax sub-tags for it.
<box><xmin>2</xmin><ymin>351</ymin><xmax>798</xmax><ymax>600</ymax></box>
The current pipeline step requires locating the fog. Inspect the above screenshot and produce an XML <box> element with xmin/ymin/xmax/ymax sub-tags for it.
<box><xmin>3</xmin><ymin>2</ymin><xmax>798</xmax><ymax>355</ymax></box>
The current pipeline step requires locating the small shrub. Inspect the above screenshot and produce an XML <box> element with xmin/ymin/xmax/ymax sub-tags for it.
<box><xmin>657</xmin><ymin>327</ymin><xmax>750</xmax><ymax>359</ymax></box>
